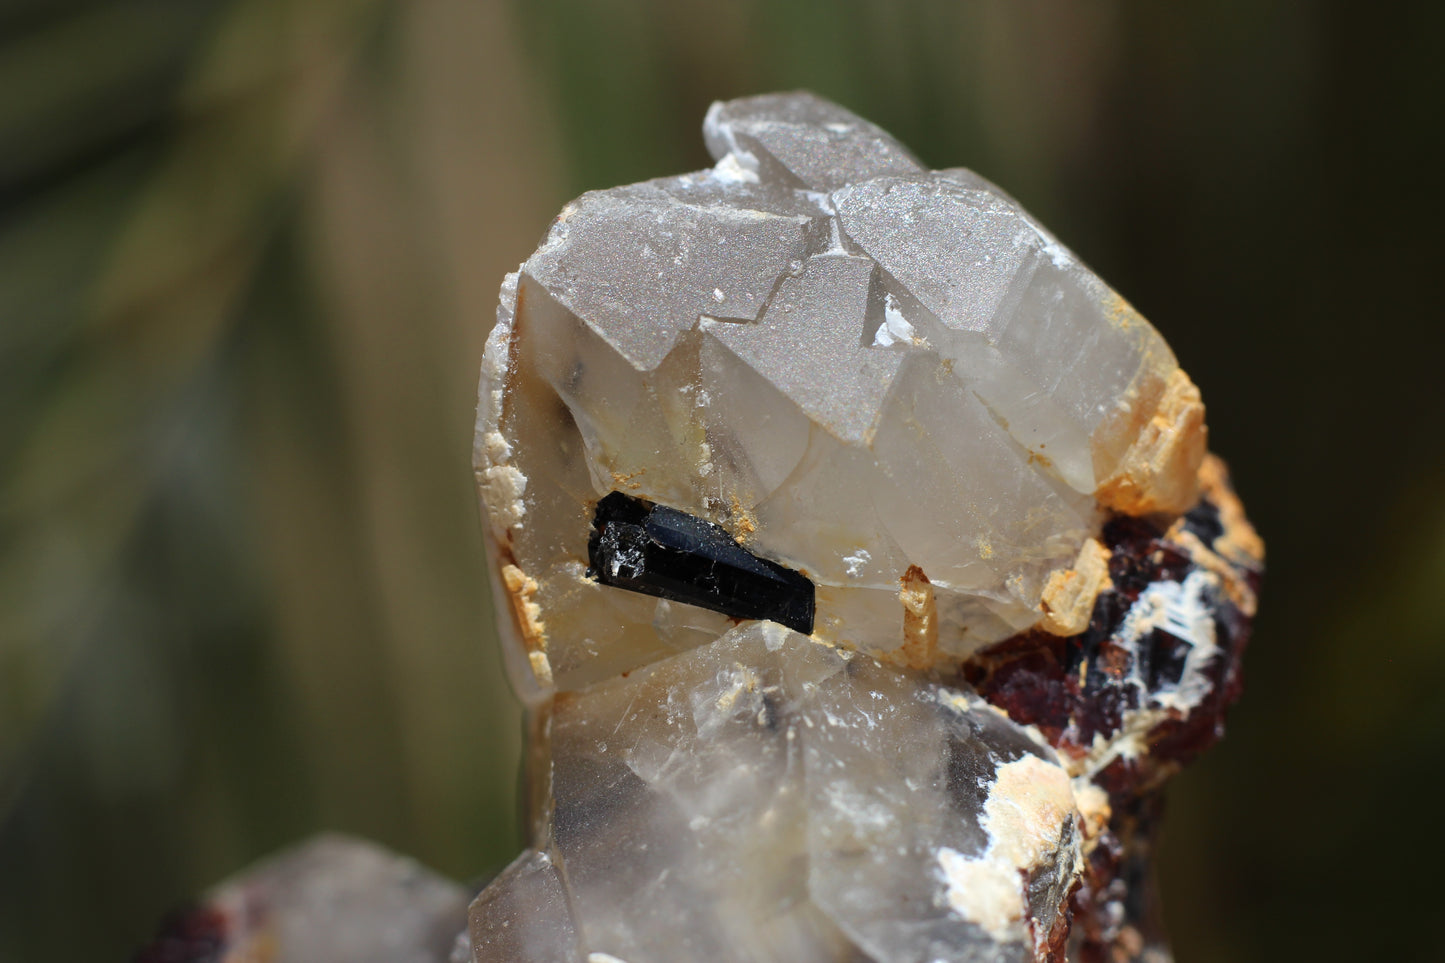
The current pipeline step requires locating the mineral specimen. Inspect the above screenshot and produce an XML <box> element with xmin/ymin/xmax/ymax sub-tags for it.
<box><xmin>469</xmin><ymin>91</ymin><xmax>1263</xmax><ymax>963</ymax></box>
<box><xmin>134</xmin><ymin>835</ymin><xmax>469</xmax><ymax>963</ymax></box>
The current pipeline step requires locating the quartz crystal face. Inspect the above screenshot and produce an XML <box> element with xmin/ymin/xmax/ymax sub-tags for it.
<box><xmin>134</xmin><ymin>836</ymin><xmax>468</xmax><ymax>963</ymax></box>
<box><xmin>471</xmin><ymin>92</ymin><xmax>1263</xmax><ymax>963</ymax></box>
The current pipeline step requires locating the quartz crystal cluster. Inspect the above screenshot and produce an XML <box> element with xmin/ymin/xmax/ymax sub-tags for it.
<box><xmin>134</xmin><ymin>836</ymin><xmax>469</xmax><ymax>963</ymax></box>
<box><xmin>466</xmin><ymin>92</ymin><xmax>1263</xmax><ymax>963</ymax></box>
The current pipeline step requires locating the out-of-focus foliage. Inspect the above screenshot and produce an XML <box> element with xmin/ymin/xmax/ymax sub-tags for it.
<box><xmin>0</xmin><ymin>2</ymin><xmax>1440</xmax><ymax>962</ymax></box>
<box><xmin>0</xmin><ymin>1</ymin><xmax>558</xmax><ymax>957</ymax></box>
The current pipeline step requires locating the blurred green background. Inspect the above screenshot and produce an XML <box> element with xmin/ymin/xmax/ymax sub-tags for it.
<box><xmin>1</xmin><ymin>1</ymin><xmax>1442</xmax><ymax>961</ymax></box>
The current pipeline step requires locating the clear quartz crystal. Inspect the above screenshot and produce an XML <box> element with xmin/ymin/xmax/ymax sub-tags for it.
<box><xmin>135</xmin><ymin>835</ymin><xmax>469</xmax><ymax>963</ymax></box>
<box><xmin>469</xmin><ymin>92</ymin><xmax>1254</xmax><ymax>963</ymax></box>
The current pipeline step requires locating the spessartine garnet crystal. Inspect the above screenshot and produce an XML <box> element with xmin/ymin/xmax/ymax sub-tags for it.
<box><xmin>469</xmin><ymin>92</ymin><xmax>1263</xmax><ymax>963</ymax></box>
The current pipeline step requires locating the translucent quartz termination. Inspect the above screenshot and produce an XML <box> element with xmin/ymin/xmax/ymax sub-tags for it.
<box><xmin>477</xmin><ymin>95</ymin><xmax>1205</xmax><ymax>695</ymax></box>
<box><xmin>134</xmin><ymin>836</ymin><xmax>468</xmax><ymax>963</ymax></box>
<box><xmin>471</xmin><ymin>92</ymin><xmax>1262</xmax><ymax>963</ymax></box>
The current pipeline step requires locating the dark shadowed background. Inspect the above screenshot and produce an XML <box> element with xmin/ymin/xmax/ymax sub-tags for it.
<box><xmin>2</xmin><ymin>2</ymin><xmax>1442</xmax><ymax>961</ymax></box>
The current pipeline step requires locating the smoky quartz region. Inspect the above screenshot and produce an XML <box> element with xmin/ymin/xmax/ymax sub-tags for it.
<box><xmin>587</xmin><ymin>491</ymin><xmax>815</xmax><ymax>634</ymax></box>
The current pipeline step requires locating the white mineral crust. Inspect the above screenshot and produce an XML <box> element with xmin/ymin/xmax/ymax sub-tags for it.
<box><xmin>469</xmin><ymin>91</ymin><xmax>1218</xmax><ymax>963</ymax></box>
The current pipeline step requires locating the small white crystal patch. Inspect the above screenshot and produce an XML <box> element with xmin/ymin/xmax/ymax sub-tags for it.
<box><xmin>871</xmin><ymin>291</ymin><xmax>918</xmax><ymax>347</ymax></box>
<box><xmin>935</xmin><ymin>754</ymin><xmax>1079</xmax><ymax>943</ymax></box>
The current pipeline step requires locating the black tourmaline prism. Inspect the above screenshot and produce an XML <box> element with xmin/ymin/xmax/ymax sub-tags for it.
<box><xmin>587</xmin><ymin>491</ymin><xmax>815</xmax><ymax>634</ymax></box>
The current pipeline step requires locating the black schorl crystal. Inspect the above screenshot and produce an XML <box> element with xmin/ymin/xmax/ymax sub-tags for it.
<box><xmin>587</xmin><ymin>491</ymin><xmax>815</xmax><ymax>634</ymax></box>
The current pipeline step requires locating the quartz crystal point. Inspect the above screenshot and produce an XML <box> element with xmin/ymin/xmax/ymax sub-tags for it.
<box><xmin>471</xmin><ymin>91</ymin><xmax>1263</xmax><ymax>963</ymax></box>
<box><xmin>134</xmin><ymin>835</ymin><xmax>469</xmax><ymax>963</ymax></box>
